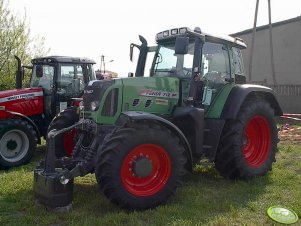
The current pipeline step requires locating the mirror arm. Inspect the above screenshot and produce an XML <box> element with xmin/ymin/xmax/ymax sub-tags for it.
<box><xmin>130</xmin><ymin>43</ymin><xmax>140</xmax><ymax>62</ymax></box>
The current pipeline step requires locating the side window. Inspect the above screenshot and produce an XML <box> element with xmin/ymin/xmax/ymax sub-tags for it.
<box><xmin>75</xmin><ymin>65</ymin><xmax>85</xmax><ymax>90</ymax></box>
<box><xmin>61</xmin><ymin>65</ymin><xmax>74</xmax><ymax>78</ymax></box>
<box><xmin>201</xmin><ymin>42</ymin><xmax>230</xmax><ymax>83</ymax></box>
<box><xmin>30</xmin><ymin>65</ymin><xmax>54</xmax><ymax>93</ymax></box>
<box><xmin>232</xmin><ymin>47</ymin><xmax>245</xmax><ymax>75</ymax></box>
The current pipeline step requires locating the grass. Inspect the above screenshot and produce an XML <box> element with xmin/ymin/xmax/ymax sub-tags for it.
<box><xmin>0</xmin><ymin>143</ymin><xmax>300</xmax><ymax>226</ymax></box>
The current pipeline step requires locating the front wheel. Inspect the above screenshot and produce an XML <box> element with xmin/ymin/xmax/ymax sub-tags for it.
<box><xmin>215</xmin><ymin>100</ymin><xmax>278</xmax><ymax>179</ymax></box>
<box><xmin>0</xmin><ymin>119</ymin><xmax>37</xmax><ymax>169</ymax></box>
<box><xmin>95</xmin><ymin>122</ymin><xmax>188</xmax><ymax>210</ymax></box>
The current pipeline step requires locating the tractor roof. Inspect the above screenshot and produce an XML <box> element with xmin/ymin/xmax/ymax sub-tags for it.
<box><xmin>156</xmin><ymin>27</ymin><xmax>247</xmax><ymax>49</ymax></box>
<box><xmin>31</xmin><ymin>56</ymin><xmax>96</xmax><ymax>64</ymax></box>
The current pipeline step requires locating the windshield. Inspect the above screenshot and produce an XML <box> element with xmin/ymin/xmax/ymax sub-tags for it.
<box><xmin>152</xmin><ymin>43</ymin><xmax>194</xmax><ymax>77</ymax></box>
<box><xmin>30</xmin><ymin>65</ymin><xmax>54</xmax><ymax>93</ymax></box>
<box><xmin>151</xmin><ymin>41</ymin><xmax>230</xmax><ymax>81</ymax></box>
<box><xmin>57</xmin><ymin>63</ymin><xmax>96</xmax><ymax>97</ymax></box>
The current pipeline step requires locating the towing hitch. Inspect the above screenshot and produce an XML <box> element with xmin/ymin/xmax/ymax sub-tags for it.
<box><xmin>34</xmin><ymin>122</ymin><xmax>82</xmax><ymax>209</ymax></box>
<box><xmin>34</xmin><ymin>118</ymin><xmax>107</xmax><ymax>210</ymax></box>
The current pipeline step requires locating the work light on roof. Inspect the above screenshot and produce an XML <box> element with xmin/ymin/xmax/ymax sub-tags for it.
<box><xmin>156</xmin><ymin>27</ymin><xmax>189</xmax><ymax>41</ymax></box>
<box><xmin>171</xmin><ymin>29</ymin><xmax>178</xmax><ymax>35</ymax></box>
<box><xmin>179</xmin><ymin>27</ymin><xmax>188</xmax><ymax>34</ymax></box>
<box><xmin>156</xmin><ymin>32</ymin><xmax>163</xmax><ymax>40</ymax></box>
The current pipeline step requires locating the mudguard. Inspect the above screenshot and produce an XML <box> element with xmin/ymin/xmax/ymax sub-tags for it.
<box><xmin>116</xmin><ymin>111</ymin><xmax>193</xmax><ymax>170</ymax></box>
<box><xmin>221</xmin><ymin>84</ymin><xmax>283</xmax><ymax>119</ymax></box>
<box><xmin>0</xmin><ymin>109</ymin><xmax>41</xmax><ymax>144</ymax></box>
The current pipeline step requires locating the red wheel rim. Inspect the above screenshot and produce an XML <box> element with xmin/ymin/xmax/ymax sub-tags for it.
<box><xmin>63</xmin><ymin>129</ymin><xmax>76</xmax><ymax>156</ymax></box>
<box><xmin>243</xmin><ymin>115</ymin><xmax>271</xmax><ymax>168</ymax></box>
<box><xmin>121</xmin><ymin>144</ymin><xmax>171</xmax><ymax>197</ymax></box>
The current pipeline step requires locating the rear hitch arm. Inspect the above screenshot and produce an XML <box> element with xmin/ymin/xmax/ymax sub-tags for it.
<box><xmin>34</xmin><ymin>119</ymin><xmax>97</xmax><ymax>209</ymax></box>
<box><xmin>44</xmin><ymin>121</ymin><xmax>83</xmax><ymax>174</ymax></box>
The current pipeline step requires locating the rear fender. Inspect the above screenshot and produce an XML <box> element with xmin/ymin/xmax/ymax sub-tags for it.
<box><xmin>221</xmin><ymin>84</ymin><xmax>283</xmax><ymax>119</ymax></box>
<box><xmin>1</xmin><ymin>110</ymin><xmax>41</xmax><ymax>144</ymax></box>
<box><xmin>116</xmin><ymin>111</ymin><xmax>193</xmax><ymax>171</ymax></box>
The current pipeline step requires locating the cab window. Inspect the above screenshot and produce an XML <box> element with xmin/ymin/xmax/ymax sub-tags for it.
<box><xmin>30</xmin><ymin>65</ymin><xmax>54</xmax><ymax>93</ymax></box>
<box><xmin>57</xmin><ymin>64</ymin><xmax>95</xmax><ymax>97</ymax></box>
<box><xmin>201</xmin><ymin>42</ymin><xmax>230</xmax><ymax>84</ymax></box>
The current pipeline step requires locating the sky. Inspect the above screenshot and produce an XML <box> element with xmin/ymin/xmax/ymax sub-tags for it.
<box><xmin>7</xmin><ymin>0</ymin><xmax>301</xmax><ymax>76</ymax></box>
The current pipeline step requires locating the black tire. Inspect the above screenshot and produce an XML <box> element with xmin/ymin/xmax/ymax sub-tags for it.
<box><xmin>47</xmin><ymin>107</ymin><xmax>79</xmax><ymax>157</ymax></box>
<box><xmin>0</xmin><ymin>119</ymin><xmax>37</xmax><ymax>169</ymax></box>
<box><xmin>95</xmin><ymin>122</ymin><xmax>187</xmax><ymax>210</ymax></box>
<box><xmin>215</xmin><ymin>99</ymin><xmax>278</xmax><ymax>179</ymax></box>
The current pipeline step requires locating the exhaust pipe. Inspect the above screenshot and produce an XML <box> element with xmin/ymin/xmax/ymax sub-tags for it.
<box><xmin>135</xmin><ymin>35</ymin><xmax>148</xmax><ymax>77</ymax></box>
<box><xmin>14</xmin><ymin>55</ymin><xmax>23</xmax><ymax>89</ymax></box>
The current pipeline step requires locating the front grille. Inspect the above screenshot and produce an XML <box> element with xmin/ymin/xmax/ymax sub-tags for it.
<box><xmin>83</xmin><ymin>80</ymin><xmax>114</xmax><ymax>111</ymax></box>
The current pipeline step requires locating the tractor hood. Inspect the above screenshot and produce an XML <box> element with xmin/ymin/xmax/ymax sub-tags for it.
<box><xmin>0</xmin><ymin>87</ymin><xmax>44</xmax><ymax>118</ymax></box>
<box><xmin>0</xmin><ymin>87</ymin><xmax>43</xmax><ymax>103</ymax></box>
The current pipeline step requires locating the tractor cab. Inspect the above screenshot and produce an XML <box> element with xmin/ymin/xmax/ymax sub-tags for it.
<box><xmin>30</xmin><ymin>56</ymin><xmax>96</xmax><ymax>117</ymax></box>
<box><xmin>131</xmin><ymin>27</ymin><xmax>247</xmax><ymax>110</ymax></box>
<box><xmin>151</xmin><ymin>27</ymin><xmax>247</xmax><ymax>109</ymax></box>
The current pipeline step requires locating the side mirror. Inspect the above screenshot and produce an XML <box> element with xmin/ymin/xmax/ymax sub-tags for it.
<box><xmin>128</xmin><ymin>72</ymin><xmax>134</xmax><ymax>77</ymax></box>
<box><xmin>36</xmin><ymin>65</ymin><xmax>43</xmax><ymax>78</ymax></box>
<box><xmin>175</xmin><ymin>37</ymin><xmax>189</xmax><ymax>54</ymax></box>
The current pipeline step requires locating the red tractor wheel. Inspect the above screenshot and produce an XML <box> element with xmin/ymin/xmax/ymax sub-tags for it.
<box><xmin>243</xmin><ymin>115</ymin><xmax>271</xmax><ymax>168</ymax></box>
<box><xmin>0</xmin><ymin>119</ymin><xmax>37</xmax><ymax>169</ymax></box>
<box><xmin>95</xmin><ymin>122</ymin><xmax>187</xmax><ymax>210</ymax></box>
<box><xmin>121</xmin><ymin>143</ymin><xmax>171</xmax><ymax>197</ymax></box>
<box><xmin>48</xmin><ymin>107</ymin><xmax>79</xmax><ymax>157</ymax></box>
<box><xmin>215</xmin><ymin>100</ymin><xmax>278</xmax><ymax>179</ymax></box>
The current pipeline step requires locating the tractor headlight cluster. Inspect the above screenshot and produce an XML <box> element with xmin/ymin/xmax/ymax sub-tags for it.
<box><xmin>90</xmin><ymin>101</ymin><xmax>100</xmax><ymax>111</ymax></box>
<box><xmin>156</xmin><ymin>27</ymin><xmax>189</xmax><ymax>41</ymax></box>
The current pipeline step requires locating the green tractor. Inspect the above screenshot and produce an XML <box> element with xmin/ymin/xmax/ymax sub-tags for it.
<box><xmin>34</xmin><ymin>27</ymin><xmax>282</xmax><ymax>210</ymax></box>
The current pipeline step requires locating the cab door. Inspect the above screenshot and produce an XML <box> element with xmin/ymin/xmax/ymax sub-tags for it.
<box><xmin>200</xmin><ymin>42</ymin><xmax>232</xmax><ymax>110</ymax></box>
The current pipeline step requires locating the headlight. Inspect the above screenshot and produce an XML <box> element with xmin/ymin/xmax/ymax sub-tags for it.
<box><xmin>90</xmin><ymin>101</ymin><xmax>99</xmax><ymax>111</ymax></box>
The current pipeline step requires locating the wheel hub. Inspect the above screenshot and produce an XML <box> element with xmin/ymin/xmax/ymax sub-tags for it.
<box><xmin>121</xmin><ymin>143</ymin><xmax>172</xmax><ymax>197</ymax></box>
<box><xmin>7</xmin><ymin>139</ymin><xmax>18</xmax><ymax>151</ymax></box>
<box><xmin>132</xmin><ymin>157</ymin><xmax>153</xmax><ymax>178</ymax></box>
<box><xmin>0</xmin><ymin>129</ymin><xmax>29</xmax><ymax>162</ymax></box>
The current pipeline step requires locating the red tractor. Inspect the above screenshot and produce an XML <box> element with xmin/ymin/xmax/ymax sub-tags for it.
<box><xmin>0</xmin><ymin>56</ymin><xmax>96</xmax><ymax>169</ymax></box>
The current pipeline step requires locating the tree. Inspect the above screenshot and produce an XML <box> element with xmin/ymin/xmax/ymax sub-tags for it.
<box><xmin>0</xmin><ymin>0</ymin><xmax>49</xmax><ymax>91</ymax></box>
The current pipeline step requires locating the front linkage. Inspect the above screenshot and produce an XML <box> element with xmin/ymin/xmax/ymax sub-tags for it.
<box><xmin>34</xmin><ymin>118</ymin><xmax>110</xmax><ymax>209</ymax></box>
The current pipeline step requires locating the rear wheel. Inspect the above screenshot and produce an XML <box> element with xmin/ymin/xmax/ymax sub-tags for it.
<box><xmin>0</xmin><ymin>119</ymin><xmax>37</xmax><ymax>169</ymax></box>
<box><xmin>215</xmin><ymin>100</ymin><xmax>278</xmax><ymax>179</ymax></box>
<box><xmin>95</xmin><ymin>122</ymin><xmax>187</xmax><ymax>210</ymax></box>
<box><xmin>48</xmin><ymin>107</ymin><xmax>79</xmax><ymax>157</ymax></box>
